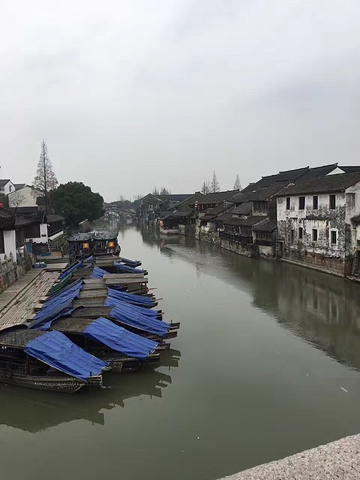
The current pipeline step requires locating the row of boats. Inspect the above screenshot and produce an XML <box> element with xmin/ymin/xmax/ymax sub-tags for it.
<box><xmin>0</xmin><ymin>251</ymin><xmax>180</xmax><ymax>393</ymax></box>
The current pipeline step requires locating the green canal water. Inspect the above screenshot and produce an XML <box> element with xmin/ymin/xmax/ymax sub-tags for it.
<box><xmin>2</xmin><ymin>227</ymin><xmax>360</xmax><ymax>480</ymax></box>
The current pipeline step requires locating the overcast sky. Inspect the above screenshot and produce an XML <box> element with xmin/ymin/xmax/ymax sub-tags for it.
<box><xmin>1</xmin><ymin>0</ymin><xmax>360</xmax><ymax>201</ymax></box>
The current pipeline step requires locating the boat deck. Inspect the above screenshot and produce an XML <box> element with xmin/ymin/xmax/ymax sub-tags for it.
<box><xmin>0</xmin><ymin>271</ymin><xmax>59</xmax><ymax>331</ymax></box>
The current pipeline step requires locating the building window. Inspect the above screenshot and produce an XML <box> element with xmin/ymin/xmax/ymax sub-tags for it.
<box><xmin>299</xmin><ymin>227</ymin><xmax>303</xmax><ymax>239</ymax></box>
<box><xmin>313</xmin><ymin>196</ymin><xmax>318</xmax><ymax>210</ymax></box>
<box><xmin>329</xmin><ymin>194</ymin><xmax>336</xmax><ymax>209</ymax></box>
<box><xmin>291</xmin><ymin>229</ymin><xmax>295</xmax><ymax>244</ymax></box>
<box><xmin>286</xmin><ymin>197</ymin><xmax>290</xmax><ymax>210</ymax></box>
<box><xmin>330</xmin><ymin>230</ymin><xmax>337</xmax><ymax>245</ymax></box>
<box><xmin>299</xmin><ymin>196</ymin><xmax>305</xmax><ymax>210</ymax></box>
<box><xmin>312</xmin><ymin>229</ymin><xmax>318</xmax><ymax>242</ymax></box>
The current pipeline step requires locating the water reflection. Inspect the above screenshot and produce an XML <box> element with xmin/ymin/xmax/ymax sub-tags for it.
<box><xmin>0</xmin><ymin>349</ymin><xmax>180</xmax><ymax>433</ymax></box>
<box><xmin>141</xmin><ymin>228</ymin><xmax>360</xmax><ymax>371</ymax></box>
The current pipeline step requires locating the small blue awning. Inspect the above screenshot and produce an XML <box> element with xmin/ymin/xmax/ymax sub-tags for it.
<box><xmin>24</xmin><ymin>331</ymin><xmax>108</xmax><ymax>381</ymax></box>
<box><xmin>84</xmin><ymin>317</ymin><xmax>158</xmax><ymax>359</ymax></box>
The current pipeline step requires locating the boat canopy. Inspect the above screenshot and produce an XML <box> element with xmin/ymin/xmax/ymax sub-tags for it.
<box><xmin>24</xmin><ymin>331</ymin><xmax>108</xmax><ymax>381</ymax></box>
<box><xmin>109</xmin><ymin>305</ymin><xmax>170</xmax><ymax>336</ymax></box>
<box><xmin>83</xmin><ymin>317</ymin><xmax>158</xmax><ymax>359</ymax></box>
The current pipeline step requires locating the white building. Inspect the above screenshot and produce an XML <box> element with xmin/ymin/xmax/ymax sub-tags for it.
<box><xmin>8</xmin><ymin>184</ymin><xmax>44</xmax><ymax>208</ymax></box>
<box><xmin>277</xmin><ymin>172</ymin><xmax>360</xmax><ymax>277</ymax></box>
<box><xmin>0</xmin><ymin>179</ymin><xmax>15</xmax><ymax>196</ymax></box>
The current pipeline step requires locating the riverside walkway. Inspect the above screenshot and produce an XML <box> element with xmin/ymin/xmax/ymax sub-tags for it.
<box><xmin>221</xmin><ymin>434</ymin><xmax>360</xmax><ymax>479</ymax></box>
<box><xmin>0</xmin><ymin>269</ymin><xmax>59</xmax><ymax>330</ymax></box>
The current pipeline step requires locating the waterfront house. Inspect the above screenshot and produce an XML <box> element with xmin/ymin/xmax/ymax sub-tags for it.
<box><xmin>276</xmin><ymin>172</ymin><xmax>360</xmax><ymax>277</ymax></box>
<box><xmin>11</xmin><ymin>207</ymin><xmax>65</xmax><ymax>254</ymax></box>
<box><xmin>0</xmin><ymin>179</ymin><xmax>15</xmax><ymax>196</ymax></box>
<box><xmin>8</xmin><ymin>184</ymin><xmax>44</xmax><ymax>208</ymax></box>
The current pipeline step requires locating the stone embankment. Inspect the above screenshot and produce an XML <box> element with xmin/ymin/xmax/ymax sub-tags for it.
<box><xmin>220</xmin><ymin>434</ymin><xmax>360</xmax><ymax>479</ymax></box>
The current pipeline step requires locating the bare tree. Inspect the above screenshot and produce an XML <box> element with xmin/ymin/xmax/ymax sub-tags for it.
<box><xmin>8</xmin><ymin>190</ymin><xmax>25</xmax><ymax>208</ymax></box>
<box><xmin>201</xmin><ymin>181</ymin><xmax>210</xmax><ymax>194</ymax></box>
<box><xmin>33</xmin><ymin>140</ymin><xmax>58</xmax><ymax>212</ymax></box>
<box><xmin>210</xmin><ymin>171</ymin><xmax>220</xmax><ymax>193</ymax></box>
<box><xmin>233</xmin><ymin>174</ymin><xmax>242</xmax><ymax>191</ymax></box>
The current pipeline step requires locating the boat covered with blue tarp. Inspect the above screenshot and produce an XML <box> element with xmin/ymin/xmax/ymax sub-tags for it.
<box><xmin>83</xmin><ymin>317</ymin><xmax>158</xmax><ymax>359</ymax></box>
<box><xmin>24</xmin><ymin>331</ymin><xmax>109</xmax><ymax>381</ymax></box>
<box><xmin>29</xmin><ymin>283</ymin><xmax>83</xmax><ymax>330</ymax></box>
<box><xmin>0</xmin><ymin>328</ymin><xmax>107</xmax><ymax>392</ymax></box>
<box><xmin>114</xmin><ymin>262</ymin><xmax>147</xmax><ymax>275</ymax></box>
<box><xmin>106</xmin><ymin>288</ymin><xmax>156</xmax><ymax>308</ymax></box>
<box><xmin>108</xmin><ymin>305</ymin><xmax>170</xmax><ymax>336</ymax></box>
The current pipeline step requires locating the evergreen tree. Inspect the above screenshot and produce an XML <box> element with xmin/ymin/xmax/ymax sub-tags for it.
<box><xmin>233</xmin><ymin>174</ymin><xmax>242</xmax><ymax>191</ymax></box>
<box><xmin>210</xmin><ymin>171</ymin><xmax>220</xmax><ymax>193</ymax></box>
<box><xmin>49</xmin><ymin>182</ymin><xmax>105</xmax><ymax>227</ymax></box>
<box><xmin>33</xmin><ymin>140</ymin><xmax>58</xmax><ymax>211</ymax></box>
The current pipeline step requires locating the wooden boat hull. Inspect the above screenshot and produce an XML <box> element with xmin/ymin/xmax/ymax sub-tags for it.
<box><xmin>159</xmin><ymin>228</ymin><xmax>179</xmax><ymax>235</ymax></box>
<box><xmin>0</xmin><ymin>371</ymin><xmax>91</xmax><ymax>393</ymax></box>
<box><xmin>102</xmin><ymin>352</ymin><xmax>160</xmax><ymax>373</ymax></box>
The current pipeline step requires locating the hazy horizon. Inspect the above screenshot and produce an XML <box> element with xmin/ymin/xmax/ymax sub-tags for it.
<box><xmin>1</xmin><ymin>0</ymin><xmax>360</xmax><ymax>201</ymax></box>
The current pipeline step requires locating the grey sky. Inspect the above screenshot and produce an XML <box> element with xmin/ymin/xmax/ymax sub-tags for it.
<box><xmin>1</xmin><ymin>0</ymin><xmax>360</xmax><ymax>201</ymax></box>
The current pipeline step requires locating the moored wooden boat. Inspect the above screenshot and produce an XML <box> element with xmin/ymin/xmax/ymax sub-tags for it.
<box><xmin>0</xmin><ymin>329</ymin><xmax>108</xmax><ymax>393</ymax></box>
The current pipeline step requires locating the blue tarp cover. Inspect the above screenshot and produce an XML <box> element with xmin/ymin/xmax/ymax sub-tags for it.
<box><xmin>90</xmin><ymin>266</ymin><xmax>108</xmax><ymax>279</ymax></box>
<box><xmin>24</xmin><ymin>331</ymin><xmax>108</xmax><ymax>381</ymax></box>
<box><xmin>29</xmin><ymin>283</ymin><xmax>82</xmax><ymax>330</ymax></box>
<box><xmin>106</xmin><ymin>288</ymin><xmax>156</xmax><ymax>308</ymax></box>
<box><xmin>114</xmin><ymin>262</ymin><xmax>146</xmax><ymax>274</ymax></box>
<box><xmin>119</xmin><ymin>257</ymin><xmax>141</xmax><ymax>267</ymax></box>
<box><xmin>84</xmin><ymin>317</ymin><xmax>158</xmax><ymax>359</ymax></box>
<box><xmin>41</xmin><ymin>283</ymin><xmax>83</xmax><ymax>311</ymax></box>
<box><xmin>109</xmin><ymin>306</ymin><xmax>170</xmax><ymax>336</ymax></box>
<box><xmin>47</xmin><ymin>279</ymin><xmax>83</xmax><ymax>301</ymax></box>
<box><xmin>59</xmin><ymin>261</ymin><xmax>83</xmax><ymax>280</ymax></box>
<box><xmin>105</xmin><ymin>293</ymin><xmax>158</xmax><ymax>318</ymax></box>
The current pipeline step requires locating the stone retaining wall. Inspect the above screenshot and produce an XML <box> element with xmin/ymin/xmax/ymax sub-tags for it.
<box><xmin>0</xmin><ymin>254</ymin><xmax>34</xmax><ymax>294</ymax></box>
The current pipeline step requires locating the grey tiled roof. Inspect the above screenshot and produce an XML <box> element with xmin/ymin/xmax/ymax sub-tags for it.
<box><xmin>232</xmin><ymin>202</ymin><xmax>252</xmax><ymax>215</ymax></box>
<box><xmin>277</xmin><ymin>172</ymin><xmax>360</xmax><ymax>196</ymax></box>
<box><xmin>197</xmin><ymin>190</ymin><xmax>240</xmax><ymax>205</ymax></box>
<box><xmin>253</xmin><ymin>218</ymin><xmax>277</xmax><ymax>232</ymax></box>
<box><xmin>223</xmin><ymin>215</ymin><xmax>265</xmax><ymax>227</ymax></box>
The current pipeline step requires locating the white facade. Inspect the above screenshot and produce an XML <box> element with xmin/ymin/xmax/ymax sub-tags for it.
<box><xmin>8</xmin><ymin>186</ymin><xmax>44</xmax><ymax>208</ymax></box>
<box><xmin>0</xmin><ymin>230</ymin><xmax>17</xmax><ymax>262</ymax></box>
<box><xmin>26</xmin><ymin>223</ymin><xmax>49</xmax><ymax>244</ymax></box>
<box><xmin>0</xmin><ymin>180</ymin><xmax>15</xmax><ymax>196</ymax></box>
<box><xmin>277</xmin><ymin>180</ymin><xmax>360</xmax><ymax>275</ymax></box>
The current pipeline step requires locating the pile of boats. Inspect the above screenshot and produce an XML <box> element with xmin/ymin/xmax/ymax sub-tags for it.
<box><xmin>0</xmin><ymin>254</ymin><xmax>180</xmax><ymax>393</ymax></box>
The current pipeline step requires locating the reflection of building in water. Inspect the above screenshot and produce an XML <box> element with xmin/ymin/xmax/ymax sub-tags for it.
<box><xmin>0</xmin><ymin>351</ymin><xmax>180</xmax><ymax>433</ymax></box>
<box><xmin>160</xmin><ymin>235</ymin><xmax>360</xmax><ymax>370</ymax></box>
<box><xmin>247</xmin><ymin>260</ymin><xmax>360</xmax><ymax>370</ymax></box>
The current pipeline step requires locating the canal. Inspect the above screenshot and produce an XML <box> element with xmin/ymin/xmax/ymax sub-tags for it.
<box><xmin>2</xmin><ymin>226</ymin><xmax>360</xmax><ymax>480</ymax></box>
